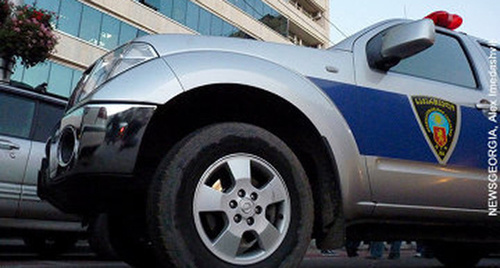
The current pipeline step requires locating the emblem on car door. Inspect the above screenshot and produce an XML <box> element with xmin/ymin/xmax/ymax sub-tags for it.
<box><xmin>411</xmin><ymin>96</ymin><xmax>461</xmax><ymax>165</ymax></box>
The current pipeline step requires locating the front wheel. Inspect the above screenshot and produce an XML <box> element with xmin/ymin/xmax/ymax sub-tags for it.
<box><xmin>147</xmin><ymin>123</ymin><xmax>313</xmax><ymax>267</ymax></box>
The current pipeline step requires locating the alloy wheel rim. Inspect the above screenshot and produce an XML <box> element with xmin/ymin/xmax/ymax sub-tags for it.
<box><xmin>192</xmin><ymin>153</ymin><xmax>291</xmax><ymax>265</ymax></box>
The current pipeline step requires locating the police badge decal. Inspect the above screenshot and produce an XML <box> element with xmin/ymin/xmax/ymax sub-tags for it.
<box><xmin>411</xmin><ymin>96</ymin><xmax>461</xmax><ymax>164</ymax></box>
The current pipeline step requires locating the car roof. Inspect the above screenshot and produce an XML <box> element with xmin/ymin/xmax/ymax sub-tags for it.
<box><xmin>0</xmin><ymin>83</ymin><xmax>67</xmax><ymax>106</ymax></box>
<box><xmin>328</xmin><ymin>18</ymin><xmax>487</xmax><ymax>52</ymax></box>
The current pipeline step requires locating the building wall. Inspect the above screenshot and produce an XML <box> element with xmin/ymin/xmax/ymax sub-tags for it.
<box><xmin>12</xmin><ymin>0</ymin><xmax>330</xmax><ymax>97</ymax></box>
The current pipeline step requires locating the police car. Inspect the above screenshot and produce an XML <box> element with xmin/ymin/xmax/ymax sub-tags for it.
<box><xmin>39</xmin><ymin>11</ymin><xmax>499</xmax><ymax>267</ymax></box>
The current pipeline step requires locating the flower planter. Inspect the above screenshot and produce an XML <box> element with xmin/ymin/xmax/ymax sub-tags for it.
<box><xmin>1</xmin><ymin>1</ymin><xmax>57</xmax><ymax>80</ymax></box>
<box><xmin>0</xmin><ymin>56</ymin><xmax>14</xmax><ymax>84</ymax></box>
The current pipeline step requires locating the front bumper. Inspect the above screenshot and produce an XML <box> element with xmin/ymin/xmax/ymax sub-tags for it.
<box><xmin>38</xmin><ymin>103</ymin><xmax>156</xmax><ymax>213</ymax></box>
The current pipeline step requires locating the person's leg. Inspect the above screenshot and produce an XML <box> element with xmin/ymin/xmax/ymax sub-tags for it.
<box><xmin>346</xmin><ymin>240</ymin><xmax>360</xmax><ymax>257</ymax></box>
<box><xmin>415</xmin><ymin>241</ymin><xmax>424</xmax><ymax>257</ymax></box>
<box><xmin>388</xmin><ymin>241</ymin><xmax>402</xmax><ymax>259</ymax></box>
<box><xmin>369</xmin><ymin>241</ymin><xmax>384</xmax><ymax>259</ymax></box>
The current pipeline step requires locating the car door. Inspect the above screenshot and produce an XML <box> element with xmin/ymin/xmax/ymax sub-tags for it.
<box><xmin>352</xmin><ymin>24</ymin><xmax>496</xmax><ymax>220</ymax></box>
<box><xmin>0</xmin><ymin>90</ymin><xmax>35</xmax><ymax>218</ymax></box>
<box><xmin>17</xmin><ymin>100</ymin><xmax>78</xmax><ymax>220</ymax></box>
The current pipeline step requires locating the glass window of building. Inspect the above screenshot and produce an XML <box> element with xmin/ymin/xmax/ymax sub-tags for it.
<box><xmin>11</xmin><ymin>61</ymin><xmax>81</xmax><ymax>98</ymax></box>
<box><xmin>11</xmin><ymin>62</ymin><xmax>25</xmax><ymax>83</ymax></box>
<box><xmin>158</xmin><ymin>0</ymin><xmax>174</xmax><ymax>18</ymax></box>
<box><xmin>141</xmin><ymin>0</ymin><xmax>160</xmax><ymax>10</ymax></box>
<box><xmin>172</xmin><ymin>0</ymin><xmax>188</xmax><ymax>24</ymax></box>
<box><xmin>198</xmin><ymin>8</ymin><xmax>211</xmax><ymax>35</ymax></box>
<box><xmin>254</xmin><ymin>0</ymin><xmax>264</xmax><ymax>17</ymax></box>
<box><xmin>23</xmin><ymin>64</ymin><xmax>51</xmax><ymax>90</ymax></box>
<box><xmin>137</xmin><ymin>30</ymin><xmax>149</xmax><ymax>38</ymax></box>
<box><xmin>48</xmin><ymin>63</ymin><xmax>74</xmax><ymax>97</ymax></box>
<box><xmin>119</xmin><ymin>23</ymin><xmax>139</xmax><ymax>45</ymax></box>
<box><xmin>186</xmin><ymin>1</ymin><xmax>200</xmax><ymax>31</ymax></box>
<box><xmin>210</xmin><ymin>16</ymin><xmax>223</xmax><ymax>36</ymax></box>
<box><xmin>100</xmin><ymin>15</ymin><xmax>120</xmax><ymax>49</ymax></box>
<box><xmin>58</xmin><ymin>0</ymin><xmax>83</xmax><ymax>37</ymax></box>
<box><xmin>222</xmin><ymin>23</ymin><xmax>235</xmax><ymax>37</ymax></box>
<box><xmin>245</xmin><ymin>0</ymin><xmax>257</xmax><ymax>17</ymax></box>
<box><xmin>226</xmin><ymin>0</ymin><xmax>288</xmax><ymax>38</ymax></box>
<box><xmin>80</xmin><ymin>5</ymin><xmax>103</xmax><ymax>46</ymax></box>
<box><xmin>71</xmin><ymin>70</ymin><xmax>83</xmax><ymax>91</ymax></box>
<box><xmin>232</xmin><ymin>0</ymin><xmax>245</xmax><ymax>11</ymax></box>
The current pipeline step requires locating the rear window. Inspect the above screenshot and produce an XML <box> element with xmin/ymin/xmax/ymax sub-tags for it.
<box><xmin>481</xmin><ymin>44</ymin><xmax>499</xmax><ymax>75</ymax></box>
<box><xmin>33</xmin><ymin>102</ymin><xmax>65</xmax><ymax>142</ymax></box>
<box><xmin>0</xmin><ymin>92</ymin><xmax>35</xmax><ymax>139</ymax></box>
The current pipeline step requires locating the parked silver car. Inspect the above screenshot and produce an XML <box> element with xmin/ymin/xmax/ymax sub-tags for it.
<box><xmin>40</xmin><ymin>13</ymin><xmax>499</xmax><ymax>267</ymax></box>
<box><xmin>0</xmin><ymin>83</ymin><xmax>84</xmax><ymax>255</ymax></box>
<box><xmin>0</xmin><ymin>84</ymin><xmax>116</xmax><ymax>258</ymax></box>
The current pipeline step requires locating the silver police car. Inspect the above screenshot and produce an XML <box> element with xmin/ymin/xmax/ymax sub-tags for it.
<box><xmin>40</xmin><ymin>12</ymin><xmax>499</xmax><ymax>267</ymax></box>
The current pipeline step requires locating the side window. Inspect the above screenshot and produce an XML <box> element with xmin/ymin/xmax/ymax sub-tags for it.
<box><xmin>0</xmin><ymin>92</ymin><xmax>35</xmax><ymax>139</ymax></box>
<box><xmin>481</xmin><ymin>44</ymin><xmax>499</xmax><ymax>75</ymax></box>
<box><xmin>390</xmin><ymin>33</ymin><xmax>477</xmax><ymax>88</ymax></box>
<box><xmin>33</xmin><ymin>102</ymin><xmax>65</xmax><ymax>142</ymax></box>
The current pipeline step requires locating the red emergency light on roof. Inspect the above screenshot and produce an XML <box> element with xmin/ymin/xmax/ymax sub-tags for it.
<box><xmin>425</xmin><ymin>11</ymin><xmax>463</xmax><ymax>30</ymax></box>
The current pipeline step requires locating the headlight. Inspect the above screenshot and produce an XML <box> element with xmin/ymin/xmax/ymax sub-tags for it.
<box><xmin>69</xmin><ymin>42</ymin><xmax>158</xmax><ymax>108</ymax></box>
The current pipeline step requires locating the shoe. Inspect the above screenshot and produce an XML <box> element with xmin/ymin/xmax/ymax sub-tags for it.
<box><xmin>347</xmin><ymin>252</ymin><xmax>359</xmax><ymax>258</ymax></box>
<box><xmin>388</xmin><ymin>253</ymin><xmax>400</xmax><ymax>259</ymax></box>
<box><xmin>414</xmin><ymin>253</ymin><xmax>422</xmax><ymax>258</ymax></box>
<box><xmin>366</xmin><ymin>255</ymin><xmax>382</xmax><ymax>260</ymax></box>
<box><xmin>320</xmin><ymin>249</ymin><xmax>337</xmax><ymax>256</ymax></box>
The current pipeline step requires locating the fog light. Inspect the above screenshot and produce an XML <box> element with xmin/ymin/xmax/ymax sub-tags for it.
<box><xmin>58</xmin><ymin>126</ymin><xmax>77</xmax><ymax>167</ymax></box>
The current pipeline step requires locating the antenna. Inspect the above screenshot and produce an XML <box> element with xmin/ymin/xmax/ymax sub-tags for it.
<box><xmin>404</xmin><ymin>4</ymin><xmax>408</xmax><ymax>19</ymax></box>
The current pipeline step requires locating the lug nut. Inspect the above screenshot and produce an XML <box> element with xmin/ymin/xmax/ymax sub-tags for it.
<box><xmin>234</xmin><ymin>214</ymin><xmax>242</xmax><ymax>223</ymax></box>
<box><xmin>255</xmin><ymin>206</ymin><xmax>262</xmax><ymax>214</ymax></box>
<box><xmin>247</xmin><ymin>217</ymin><xmax>254</xmax><ymax>226</ymax></box>
<box><xmin>229</xmin><ymin>200</ymin><xmax>237</xmax><ymax>209</ymax></box>
<box><xmin>250</xmin><ymin>192</ymin><xmax>258</xmax><ymax>200</ymax></box>
<box><xmin>238</xmin><ymin>189</ymin><xmax>246</xmax><ymax>197</ymax></box>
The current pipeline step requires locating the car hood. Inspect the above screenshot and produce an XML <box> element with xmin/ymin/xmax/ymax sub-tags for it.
<box><xmin>134</xmin><ymin>34</ymin><xmax>354</xmax><ymax>82</ymax></box>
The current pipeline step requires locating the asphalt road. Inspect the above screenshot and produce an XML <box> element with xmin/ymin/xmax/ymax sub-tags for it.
<box><xmin>1</xmin><ymin>239</ymin><xmax>499</xmax><ymax>267</ymax></box>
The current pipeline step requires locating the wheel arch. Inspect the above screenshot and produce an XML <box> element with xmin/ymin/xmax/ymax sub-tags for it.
<box><xmin>135</xmin><ymin>84</ymin><xmax>341</xmax><ymax>243</ymax></box>
<box><xmin>134</xmin><ymin>51</ymin><xmax>370</xmax><ymax>247</ymax></box>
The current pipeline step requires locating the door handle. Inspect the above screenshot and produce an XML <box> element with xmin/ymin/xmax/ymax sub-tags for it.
<box><xmin>0</xmin><ymin>140</ymin><xmax>20</xmax><ymax>150</ymax></box>
<box><xmin>476</xmin><ymin>99</ymin><xmax>493</xmax><ymax>111</ymax></box>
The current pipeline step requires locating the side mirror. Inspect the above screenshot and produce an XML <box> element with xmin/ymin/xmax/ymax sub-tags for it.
<box><xmin>367</xmin><ymin>19</ymin><xmax>436</xmax><ymax>71</ymax></box>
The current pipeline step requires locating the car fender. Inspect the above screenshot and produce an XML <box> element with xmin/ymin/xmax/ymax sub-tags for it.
<box><xmin>90</xmin><ymin>49</ymin><xmax>371</xmax><ymax>219</ymax></box>
<box><xmin>163</xmin><ymin>50</ymin><xmax>372</xmax><ymax>220</ymax></box>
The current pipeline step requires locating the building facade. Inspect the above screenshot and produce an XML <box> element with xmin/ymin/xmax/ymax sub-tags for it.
<box><xmin>12</xmin><ymin>0</ymin><xmax>330</xmax><ymax>97</ymax></box>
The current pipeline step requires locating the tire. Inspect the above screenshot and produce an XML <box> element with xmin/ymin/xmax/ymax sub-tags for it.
<box><xmin>147</xmin><ymin>123</ymin><xmax>314</xmax><ymax>267</ymax></box>
<box><xmin>23</xmin><ymin>234</ymin><xmax>77</xmax><ymax>257</ymax></box>
<box><xmin>431</xmin><ymin>242</ymin><xmax>484</xmax><ymax>268</ymax></box>
<box><xmin>88</xmin><ymin>214</ymin><xmax>118</xmax><ymax>260</ymax></box>
<box><xmin>107</xmin><ymin>212</ymin><xmax>159</xmax><ymax>267</ymax></box>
